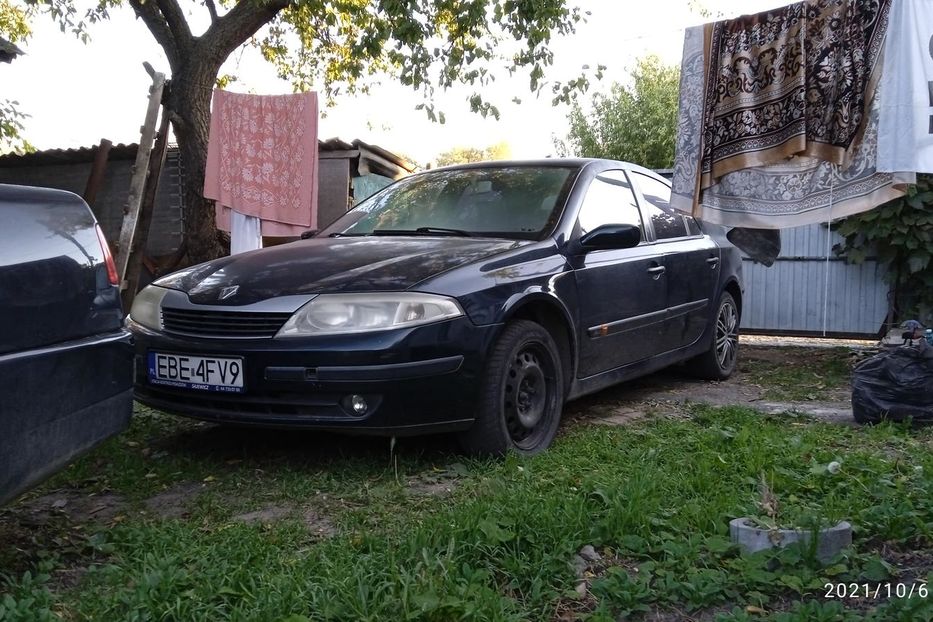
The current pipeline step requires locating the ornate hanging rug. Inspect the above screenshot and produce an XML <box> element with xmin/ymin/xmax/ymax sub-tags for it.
<box><xmin>671</xmin><ymin>13</ymin><xmax>913</xmax><ymax>230</ymax></box>
<box><xmin>698</xmin><ymin>0</ymin><xmax>892</xmax><ymax>190</ymax></box>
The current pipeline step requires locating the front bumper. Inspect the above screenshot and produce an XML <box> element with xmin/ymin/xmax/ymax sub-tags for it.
<box><xmin>131</xmin><ymin>317</ymin><xmax>500</xmax><ymax>435</ymax></box>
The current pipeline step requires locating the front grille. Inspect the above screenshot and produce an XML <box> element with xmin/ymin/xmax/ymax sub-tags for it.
<box><xmin>161</xmin><ymin>307</ymin><xmax>292</xmax><ymax>339</ymax></box>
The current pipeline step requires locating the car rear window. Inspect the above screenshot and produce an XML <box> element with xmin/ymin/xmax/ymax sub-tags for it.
<box><xmin>324</xmin><ymin>166</ymin><xmax>578</xmax><ymax>240</ymax></box>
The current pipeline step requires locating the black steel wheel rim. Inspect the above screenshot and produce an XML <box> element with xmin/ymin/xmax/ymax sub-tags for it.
<box><xmin>716</xmin><ymin>299</ymin><xmax>739</xmax><ymax>370</ymax></box>
<box><xmin>502</xmin><ymin>342</ymin><xmax>558</xmax><ymax>450</ymax></box>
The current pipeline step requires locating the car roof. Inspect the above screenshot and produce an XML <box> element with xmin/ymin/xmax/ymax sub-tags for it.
<box><xmin>427</xmin><ymin>158</ymin><xmax>671</xmax><ymax>187</ymax></box>
<box><xmin>432</xmin><ymin>157</ymin><xmax>646</xmax><ymax>171</ymax></box>
<box><xmin>429</xmin><ymin>158</ymin><xmax>666</xmax><ymax>179</ymax></box>
<box><xmin>0</xmin><ymin>183</ymin><xmax>83</xmax><ymax>204</ymax></box>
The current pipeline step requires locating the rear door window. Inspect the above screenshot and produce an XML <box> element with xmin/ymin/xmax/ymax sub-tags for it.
<box><xmin>631</xmin><ymin>172</ymin><xmax>688</xmax><ymax>240</ymax></box>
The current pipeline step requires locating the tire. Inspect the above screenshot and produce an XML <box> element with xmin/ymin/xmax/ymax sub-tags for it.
<box><xmin>459</xmin><ymin>320</ymin><xmax>566</xmax><ymax>457</ymax></box>
<box><xmin>688</xmin><ymin>291</ymin><xmax>740</xmax><ymax>381</ymax></box>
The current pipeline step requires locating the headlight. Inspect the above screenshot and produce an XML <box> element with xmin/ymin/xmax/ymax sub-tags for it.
<box><xmin>129</xmin><ymin>285</ymin><xmax>169</xmax><ymax>331</ymax></box>
<box><xmin>276</xmin><ymin>293</ymin><xmax>464</xmax><ymax>337</ymax></box>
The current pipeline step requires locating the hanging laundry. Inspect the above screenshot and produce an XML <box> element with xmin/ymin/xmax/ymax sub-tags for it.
<box><xmin>697</xmin><ymin>0</ymin><xmax>891</xmax><ymax>189</ymax></box>
<box><xmin>228</xmin><ymin>211</ymin><xmax>262</xmax><ymax>255</ymax></box>
<box><xmin>876</xmin><ymin>0</ymin><xmax>933</xmax><ymax>174</ymax></box>
<box><xmin>204</xmin><ymin>90</ymin><xmax>319</xmax><ymax>246</ymax></box>
<box><xmin>726</xmin><ymin>228</ymin><xmax>781</xmax><ymax>267</ymax></box>
<box><xmin>691</xmin><ymin>87</ymin><xmax>914</xmax><ymax>228</ymax></box>
<box><xmin>671</xmin><ymin>25</ymin><xmax>708</xmax><ymax>217</ymax></box>
<box><xmin>672</xmin><ymin>2</ymin><xmax>912</xmax><ymax>231</ymax></box>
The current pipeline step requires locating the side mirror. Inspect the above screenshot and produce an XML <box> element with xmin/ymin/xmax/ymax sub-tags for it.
<box><xmin>300</xmin><ymin>229</ymin><xmax>319</xmax><ymax>240</ymax></box>
<box><xmin>580</xmin><ymin>224</ymin><xmax>641</xmax><ymax>251</ymax></box>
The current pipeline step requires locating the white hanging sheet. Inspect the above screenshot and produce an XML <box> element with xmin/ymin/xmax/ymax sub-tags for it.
<box><xmin>229</xmin><ymin>209</ymin><xmax>263</xmax><ymax>255</ymax></box>
<box><xmin>876</xmin><ymin>0</ymin><xmax>933</xmax><ymax>174</ymax></box>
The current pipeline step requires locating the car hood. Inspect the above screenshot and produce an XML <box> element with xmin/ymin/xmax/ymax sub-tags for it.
<box><xmin>155</xmin><ymin>236</ymin><xmax>528</xmax><ymax>305</ymax></box>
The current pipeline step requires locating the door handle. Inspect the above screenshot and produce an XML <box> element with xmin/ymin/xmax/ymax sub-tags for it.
<box><xmin>706</xmin><ymin>257</ymin><xmax>720</xmax><ymax>268</ymax></box>
<box><xmin>647</xmin><ymin>265</ymin><xmax>666</xmax><ymax>279</ymax></box>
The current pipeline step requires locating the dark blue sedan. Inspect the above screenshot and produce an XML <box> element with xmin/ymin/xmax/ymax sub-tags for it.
<box><xmin>129</xmin><ymin>159</ymin><xmax>742</xmax><ymax>455</ymax></box>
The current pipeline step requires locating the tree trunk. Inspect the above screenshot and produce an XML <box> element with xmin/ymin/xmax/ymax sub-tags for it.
<box><xmin>169</xmin><ymin>59</ymin><xmax>226</xmax><ymax>264</ymax></box>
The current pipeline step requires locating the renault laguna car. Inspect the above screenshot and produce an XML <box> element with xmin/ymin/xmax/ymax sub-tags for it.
<box><xmin>129</xmin><ymin>159</ymin><xmax>742</xmax><ymax>455</ymax></box>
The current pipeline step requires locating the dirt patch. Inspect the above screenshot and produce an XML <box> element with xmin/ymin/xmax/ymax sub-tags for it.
<box><xmin>405</xmin><ymin>475</ymin><xmax>459</xmax><ymax>497</ymax></box>
<box><xmin>304</xmin><ymin>508</ymin><xmax>338</xmax><ymax>538</ymax></box>
<box><xmin>568</xmin><ymin>345</ymin><xmax>860</xmax><ymax>426</ymax></box>
<box><xmin>232</xmin><ymin>505</ymin><xmax>293</xmax><ymax>525</ymax></box>
<box><xmin>13</xmin><ymin>490</ymin><xmax>127</xmax><ymax>526</ymax></box>
<box><xmin>144</xmin><ymin>482</ymin><xmax>205</xmax><ymax>519</ymax></box>
<box><xmin>879</xmin><ymin>544</ymin><xmax>933</xmax><ymax>586</ymax></box>
<box><xmin>0</xmin><ymin>490</ymin><xmax>127</xmax><ymax>584</ymax></box>
<box><xmin>230</xmin><ymin>500</ymin><xmax>338</xmax><ymax>538</ymax></box>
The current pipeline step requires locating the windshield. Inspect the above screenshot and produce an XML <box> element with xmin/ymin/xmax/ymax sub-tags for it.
<box><xmin>321</xmin><ymin>165</ymin><xmax>578</xmax><ymax>240</ymax></box>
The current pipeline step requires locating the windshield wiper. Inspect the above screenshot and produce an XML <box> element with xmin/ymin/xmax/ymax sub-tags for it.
<box><xmin>328</xmin><ymin>232</ymin><xmax>368</xmax><ymax>237</ymax></box>
<box><xmin>372</xmin><ymin>227</ymin><xmax>473</xmax><ymax>237</ymax></box>
<box><xmin>416</xmin><ymin>227</ymin><xmax>473</xmax><ymax>237</ymax></box>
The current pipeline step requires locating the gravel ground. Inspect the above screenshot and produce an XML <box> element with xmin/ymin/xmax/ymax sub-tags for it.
<box><xmin>741</xmin><ymin>334</ymin><xmax>878</xmax><ymax>349</ymax></box>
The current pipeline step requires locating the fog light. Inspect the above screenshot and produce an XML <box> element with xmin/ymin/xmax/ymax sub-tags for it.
<box><xmin>350</xmin><ymin>394</ymin><xmax>368</xmax><ymax>416</ymax></box>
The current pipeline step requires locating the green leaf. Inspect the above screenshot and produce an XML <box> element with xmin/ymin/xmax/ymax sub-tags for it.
<box><xmin>412</xmin><ymin>591</ymin><xmax>441</xmax><ymax>612</ymax></box>
<box><xmin>705</xmin><ymin>535</ymin><xmax>734</xmax><ymax>554</ymax></box>
<box><xmin>478</xmin><ymin>519</ymin><xmax>514</xmax><ymax>543</ymax></box>
<box><xmin>824</xmin><ymin>563</ymin><xmax>848</xmax><ymax>576</ymax></box>
<box><xmin>860</xmin><ymin>556</ymin><xmax>895</xmax><ymax>582</ymax></box>
<box><xmin>907</xmin><ymin>252</ymin><xmax>930</xmax><ymax>274</ymax></box>
<box><xmin>779</xmin><ymin>574</ymin><xmax>803</xmax><ymax>593</ymax></box>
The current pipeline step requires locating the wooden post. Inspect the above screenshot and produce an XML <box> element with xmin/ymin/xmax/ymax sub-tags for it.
<box><xmin>83</xmin><ymin>138</ymin><xmax>112</xmax><ymax>210</ymax></box>
<box><xmin>114</xmin><ymin>65</ymin><xmax>166</xmax><ymax>285</ymax></box>
<box><xmin>121</xmin><ymin>102</ymin><xmax>171</xmax><ymax>310</ymax></box>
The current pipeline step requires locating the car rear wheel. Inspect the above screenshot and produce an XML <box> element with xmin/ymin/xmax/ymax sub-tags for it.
<box><xmin>688</xmin><ymin>291</ymin><xmax>740</xmax><ymax>380</ymax></box>
<box><xmin>459</xmin><ymin>320</ymin><xmax>565</xmax><ymax>456</ymax></box>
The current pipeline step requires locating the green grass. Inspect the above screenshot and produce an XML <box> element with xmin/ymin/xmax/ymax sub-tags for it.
<box><xmin>740</xmin><ymin>347</ymin><xmax>854</xmax><ymax>402</ymax></box>
<box><xmin>2</xmin><ymin>404</ymin><xmax>933</xmax><ymax>621</ymax></box>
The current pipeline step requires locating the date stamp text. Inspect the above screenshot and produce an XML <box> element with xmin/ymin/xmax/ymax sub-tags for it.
<box><xmin>824</xmin><ymin>582</ymin><xmax>928</xmax><ymax>599</ymax></box>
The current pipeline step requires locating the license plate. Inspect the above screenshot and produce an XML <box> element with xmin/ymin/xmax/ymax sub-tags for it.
<box><xmin>147</xmin><ymin>352</ymin><xmax>245</xmax><ymax>393</ymax></box>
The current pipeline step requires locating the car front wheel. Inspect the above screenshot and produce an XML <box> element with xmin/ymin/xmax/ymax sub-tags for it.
<box><xmin>688</xmin><ymin>291</ymin><xmax>740</xmax><ymax>380</ymax></box>
<box><xmin>459</xmin><ymin>320</ymin><xmax>565</xmax><ymax>456</ymax></box>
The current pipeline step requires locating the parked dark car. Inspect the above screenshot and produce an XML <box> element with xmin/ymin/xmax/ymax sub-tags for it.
<box><xmin>0</xmin><ymin>184</ymin><xmax>133</xmax><ymax>505</ymax></box>
<box><xmin>129</xmin><ymin>160</ymin><xmax>742</xmax><ymax>455</ymax></box>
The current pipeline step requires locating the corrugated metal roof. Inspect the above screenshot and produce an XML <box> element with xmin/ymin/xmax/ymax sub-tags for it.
<box><xmin>319</xmin><ymin>137</ymin><xmax>355</xmax><ymax>151</ymax></box>
<box><xmin>353</xmin><ymin>139</ymin><xmax>416</xmax><ymax>172</ymax></box>
<box><xmin>0</xmin><ymin>37</ymin><xmax>23</xmax><ymax>63</ymax></box>
<box><xmin>0</xmin><ymin>143</ymin><xmax>139</xmax><ymax>167</ymax></box>
<box><xmin>0</xmin><ymin>138</ymin><xmax>414</xmax><ymax>171</ymax></box>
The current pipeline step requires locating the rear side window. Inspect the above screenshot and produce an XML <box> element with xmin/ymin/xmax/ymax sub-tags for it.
<box><xmin>631</xmin><ymin>172</ymin><xmax>688</xmax><ymax>240</ymax></box>
<box><xmin>686</xmin><ymin>217</ymin><xmax>702</xmax><ymax>235</ymax></box>
<box><xmin>577</xmin><ymin>171</ymin><xmax>644</xmax><ymax>237</ymax></box>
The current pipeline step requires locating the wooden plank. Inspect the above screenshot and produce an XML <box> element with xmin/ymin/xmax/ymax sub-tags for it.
<box><xmin>114</xmin><ymin>68</ymin><xmax>166</xmax><ymax>284</ymax></box>
<box><xmin>121</xmin><ymin>102</ymin><xmax>171</xmax><ymax>310</ymax></box>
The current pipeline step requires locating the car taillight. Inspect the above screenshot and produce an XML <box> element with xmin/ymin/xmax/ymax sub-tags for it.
<box><xmin>95</xmin><ymin>224</ymin><xmax>120</xmax><ymax>286</ymax></box>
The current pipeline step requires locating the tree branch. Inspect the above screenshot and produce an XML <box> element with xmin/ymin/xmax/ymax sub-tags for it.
<box><xmin>155</xmin><ymin>0</ymin><xmax>193</xmax><ymax>52</ymax></box>
<box><xmin>128</xmin><ymin>0</ymin><xmax>180</xmax><ymax>71</ymax></box>
<box><xmin>200</xmin><ymin>0</ymin><xmax>290</xmax><ymax>65</ymax></box>
<box><xmin>205</xmin><ymin>0</ymin><xmax>219</xmax><ymax>24</ymax></box>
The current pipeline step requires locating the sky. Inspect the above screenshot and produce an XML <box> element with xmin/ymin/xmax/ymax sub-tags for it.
<box><xmin>3</xmin><ymin>0</ymin><xmax>783</xmax><ymax>166</ymax></box>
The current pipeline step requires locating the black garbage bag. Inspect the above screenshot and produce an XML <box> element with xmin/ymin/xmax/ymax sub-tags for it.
<box><xmin>851</xmin><ymin>347</ymin><xmax>933</xmax><ymax>423</ymax></box>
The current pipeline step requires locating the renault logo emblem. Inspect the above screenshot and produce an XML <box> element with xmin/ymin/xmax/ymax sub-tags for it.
<box><xmin>219</xmin><ymin>285</ymin><xmax>239</xmax><ymax>300</ymax></box>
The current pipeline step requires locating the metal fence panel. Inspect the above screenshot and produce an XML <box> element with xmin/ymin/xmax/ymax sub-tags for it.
<box><xmin>740</xmin><ymin>223</ymin><xmax>889</xmax><ymax>337</ymax></box>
